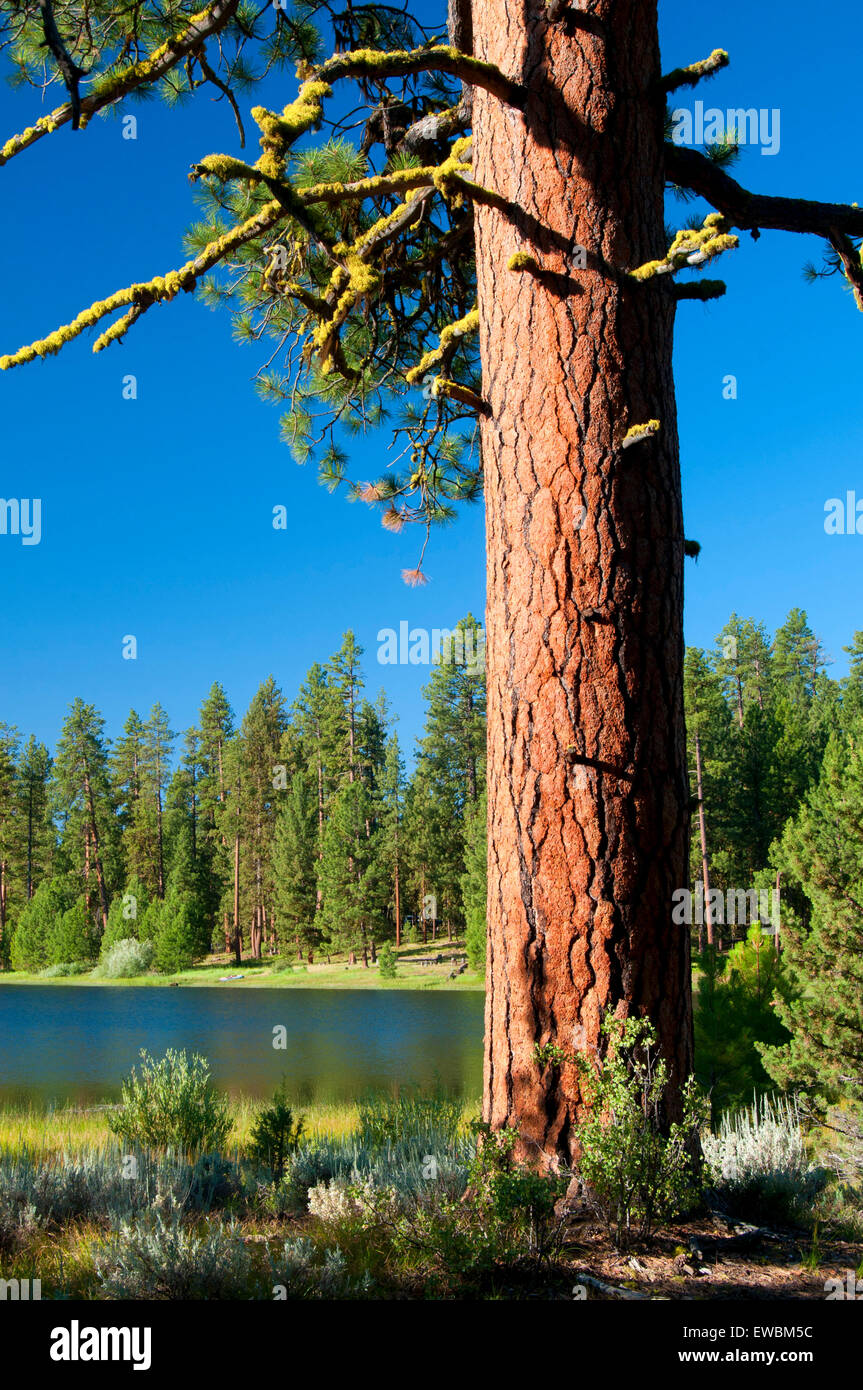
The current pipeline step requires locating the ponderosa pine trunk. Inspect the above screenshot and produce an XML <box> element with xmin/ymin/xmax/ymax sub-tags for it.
<box><xmin>472</xmin><ymin>0</ymin><xmax>692</xmax><ymax>1167</ymax></box>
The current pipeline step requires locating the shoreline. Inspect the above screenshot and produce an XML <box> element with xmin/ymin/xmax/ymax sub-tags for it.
<box><xmin>0</xmin><ymin>963</ymin><xmax>485</xmax><ymax>992</ymax></box>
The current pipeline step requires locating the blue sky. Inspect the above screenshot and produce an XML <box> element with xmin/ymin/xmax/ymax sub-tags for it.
<box><xmin>0</xmin><ymin>0</ymin><xmax>860</xmax><ymax>763</ymax></box>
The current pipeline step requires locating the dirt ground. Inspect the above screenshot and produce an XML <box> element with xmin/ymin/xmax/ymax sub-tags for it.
<box><xmin>557</xmin><ymin>1214</ymin><xmax>861</xmax><ymax>1300</ymax></box>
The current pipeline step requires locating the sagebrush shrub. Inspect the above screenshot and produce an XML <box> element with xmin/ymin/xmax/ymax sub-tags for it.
<box><xmin>702</xmin><ymin>1094</ymin><xmax>825</xmax><ymax>1221</ymax></box>
<box><xmin>0</xmin><ymin>1193</ymin><xmax>36</xmax><ymax>1256</ymax></box>
<box><xmin>307</xmin><ymin>1174</ymin><xmax>402</xmax><ymax>1227</ymax></box>
<box><xmin>269</xmin><ymin>1235</ymin><xmax>372</xmax><ymax>1299</ymax></box>
<box><xmin>108</xmin><ymin>1049</ymin><xmax>233</xmax><ymax>1155</ymax></box>
<box><xmin>96</xmin><ymin>1214</ymin><xmax>254</xmax><ymax>1299</ymax></box>
<box><xmin>95</xmin><ymin>938</ymin><xmax>154</xmax><ymax>979</ymax></box>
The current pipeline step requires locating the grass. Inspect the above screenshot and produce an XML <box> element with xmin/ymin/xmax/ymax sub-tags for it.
<box><xmin>0</xmin><ymin>941</ymin><xmax>484</xmax><ymax>991</ymax></box>
<box><xmin>0</xmin><ymin>1093</ymin><xmax>481</xmax><ymax>1161</ymax></box>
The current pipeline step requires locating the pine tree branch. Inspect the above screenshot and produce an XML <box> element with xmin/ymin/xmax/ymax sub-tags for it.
<box><xmin>315</xmin><ymin>45</ymin><xmax>526</xmax><ymax>111</ymax></box>
<box><xmin>660</xmin><ymin>49</ymin><xmax>729</xmax><ymax>95</ymax></box>
<box><xmin>0</xmin><ymin>199</ymin><xmax>285</xmax><ymax>370</ymax></box>
<box><xmin>827</xmin><ymin>229</ymin><xmax>863</xmax><ymax>311</ymax></box>
<box><xmin>196</xmin><ymin>46</ymin><xmax>246</xmax><ymax>149</ymax></box>
<box><xmin>0</xmin><ymin>0</ymin><xmax>241</xmax><ymax>167</ymax></box>
<box><xmin>665</xmin><ymin>144</ymin><xmax>863</xmax><ymax>239</ymax></box>
<box><xmin>37</xmin><ymin>0</ymin><xmax>87</xmax><ymax>131</ymax></box>
<box><xmin>399</xmin><ymin>97</ymin><xmax>470</xmax><ymax>159</ymax></box>
<box><xmin>673</xmin><ymin>280</ymin><xmax>727</xmax><ymax>302</ymax></box>
<box><xmin>431</xmin><ymin>378</ymin><xmax>490</xmax><ymax>415</ymax></box>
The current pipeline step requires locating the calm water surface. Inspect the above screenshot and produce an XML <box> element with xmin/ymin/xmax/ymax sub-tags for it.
<box><xmin>0</xmin><ymin>985</ymin><xmax>484</xmax><ymax>1106</ymax></box>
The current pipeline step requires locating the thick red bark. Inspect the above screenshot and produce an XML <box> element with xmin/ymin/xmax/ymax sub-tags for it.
<box><xmin>473</xmin><ymin>0</ymin><xmax>692</xmax><ymax>1167</ymax></box>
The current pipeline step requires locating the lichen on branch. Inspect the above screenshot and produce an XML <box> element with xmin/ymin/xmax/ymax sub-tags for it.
<box><xmin>631</xmin><ymin>214</ymin><xmax>738</xmax><ymax>282</ymax></box>
<box><xmin>406</xmin><ymin>307</ymin><xmax>480</xmax><ymax>385</ymax></box>
<box><xmin>0</xmin><ymin>200</ymin><xmax>284</xmax><ymax>370</ymax></box>
<box><xmin>0</xmin><ymin>0</ymin><xmax>242</xmax><ymax>167</ymax></box>
<box><xmin>660</xmin><ymin>49</ymin><xmax>729</xmax><ymax>95</ymax></box>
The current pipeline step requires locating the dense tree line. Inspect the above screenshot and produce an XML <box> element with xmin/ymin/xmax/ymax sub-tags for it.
<box><xmin>683</xmin><ymin>608</ymin><xmax>859</xmax><ymax>945</ymax></box>
<box><xmin>2</xmin><ymin>599</ymin><xmax>861</xmax><ymax>1125</ymax></box>
<box><xmin>685</xmin><ymin>609</ymin><xmax>863</xmax><ymax>1116</ymax></box>
<box><xmin>0</xmin><ymin>616</ymin><xmax>486</xmax><ymax>974</ymax></box>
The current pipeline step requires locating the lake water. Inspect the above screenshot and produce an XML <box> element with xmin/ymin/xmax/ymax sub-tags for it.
<box><xmin>0</xmin><ymin>986</ymin><xmax>484</xmax><ymax>1106</ymax></box>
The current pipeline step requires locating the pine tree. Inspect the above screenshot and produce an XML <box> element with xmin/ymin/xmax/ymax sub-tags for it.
<box><xmin>694</xmin><ymin>929</ymin><xmax>790</xmax><ymax>1121</ymax></box>
<box><xmin>16</xmin><ymin>735</ymin><xmax>54</xmax><ymax>903</ymax></box>
<box><xmin>418</xmin><ymin>613</ymin><xmax>486</xmax><ymax>809</ymax></box>
<box><xmin>379</xmin><ymin>733</ymin><xmax>406</xmax><ymax>948</ymax></box>
<box><xmin>141</xmin><ymin>703</ymin><xmax>176</xmax><ymax>899</ymax></box>
<box><xmin>461</xmin><ymin>787</ymin><xmax>487</xmax><ymax>973</ymax></box>
<box><xmin>317</xmin><ymin>779</ymin><xmax>382</xmax><ymax>964</ymax></box>
<box><xmin>111</xmin><ymin>709</ymin><xmax>148</xmax><ymax>883</ymax></box>
<box><xmin>271</xmin><ymin>770</ymin><xmax>319</xmax><ymax>957</ymax></box>
<box><xmin>101</xmin><ymin>875</ymin><xmax>150</xmax><ymax>953</ymax></box>
<box><xmin>842</xmin><ymin>632</ymin><xmax>863</xmax><ymax>721</ymax></box>
<box><xmin>0</xmin><ymin>724</ymin><xmax>19</xmax><ymax>961</ymax></box>
<box><xmin>684</xmin><ymin>648</ymin><xmax>733</xmax><ymax>949</ymax></box>
<box><xmin>237</xmin><ymin>676</ymin><xmax>287</xmax><ymax>958</ymax></box>
<box><xmin>292</xmin><ymin>662</ymin><xmax>337</xmax><ymax>921</ymax></box>
<box><xmin>762</xmin><ymin>720</ymin><xmax>863</xmax><ymax>1110</ymax></box>
<box><xmin>772</xmin><ymin>608</ymin><xmax>825</xmax><ymax>706</ymax></box>
<box><xmin>197</xmin><ymin>682</ymin><xmax>236</xmax><ymax>954</ymax></box>
<box><xmin>406</xmin><ymin>614</ymin><xmax>486</xmax><ymax>941</ymax></box>
<box><xmin>326</xmin><ymin>633</ymin><xmax>365</xmax><ymax>786</ymax></box>
<box><xmin>10</xmin><ymin>876</ymin><xmax>73</xmax><ymax>971</ymax></box>
<box><xmin>53</xmin><ymin>699</ymin><xmax>117</xmax><ymax>933</ymax></box>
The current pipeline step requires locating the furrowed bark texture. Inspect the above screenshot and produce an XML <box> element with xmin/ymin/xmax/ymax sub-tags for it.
<box><xmin>472</xmin><ymin>0</ymin><xmax>692</xmax><ymax>1167</ymax></box>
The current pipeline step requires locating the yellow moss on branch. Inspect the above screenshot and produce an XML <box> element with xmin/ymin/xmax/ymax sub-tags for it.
<box><xmin>0</xmin><ymin>113</ymin><xmax>63</xmax><ymax>164</ymax></box>
<box><xmin>430</xmin><ymin>135</ymin><xmax>472</xmax><ymax>203</ymax></box>
<box><xmin>429</xmin><ymin>378</ymin><xmax>489</xmax><ymax>414</ymax></box>
<box><xmin>316</xmin><ymin>46</ymin><xmax>525</xmax><ymax>109</ymax></box>
<box><xmin>631</xmin><ymin>213</ymin><xmax>738</xmax><ymax>282</ymax></box>
<box><xmin>622</xmin><ymin>420</ymin><xmax>661</xmax><ymax>449</ymax></box>
<box><xmin>195</xmin><ymin>153</ymin><xmax>259</xmax><ymax>183</ymax></box>
<box><xmin>1</xmin><ymin>0</ymin><xmax>239</xmax><ymax>168</ymax></box>
<box><xmin>0</xmin><ymin>199</ymin><xmax>284</xmax><ymax>370</ymax></box>
<box><xmin>252</xmin><ymin>80</ymin><xmax>332</xmax><ymax>180</ymax></box>
<box><xmin>405</xmin><ymin>308</ymin><xmax>480</xmax><ymax>385</ymax></box>
<box><xmin>300</xmin><ymin>167</ymin><xmax>436</xmax><ymax>205</ymax></box>
<box><xmin>311</xmin><ymin>249</ymin><xmax>382</xmax><ymax>372</ymax></box>
<box><xmin>661</xmin><ymin>49</ymin><xmax>730</xmax><ymax>94</ymax></box>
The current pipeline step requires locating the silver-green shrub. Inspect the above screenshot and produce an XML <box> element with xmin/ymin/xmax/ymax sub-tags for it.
<box><xmin>108</xmin><ymin>1049</ymin><xmax>233</xmax><ymax>1154</ymax></box>
<box><xmin>702</xmin><ymin>1094</ymin><xmax>826</xmax><ymax>1220</ymax></box>
<box><xmin>95</xmin><ymin>1213</ymin><xmax>254</xmax><ymax>1299</ymax></box>
<box><xmin>95</xmin><ymin>938</ymin><xmax>154</xmax><ymax>979</ymax></box>
<box><xmin>269</xmin><ymin>1235</ymin><xmax>372</xmax><ymax>1298</ymax></box>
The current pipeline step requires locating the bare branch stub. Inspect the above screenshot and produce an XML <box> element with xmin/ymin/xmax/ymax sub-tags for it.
<box><xmin>36</xmin><ymin>0</ymin><xmax>87</xmax><ymax>129</ymax></box>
